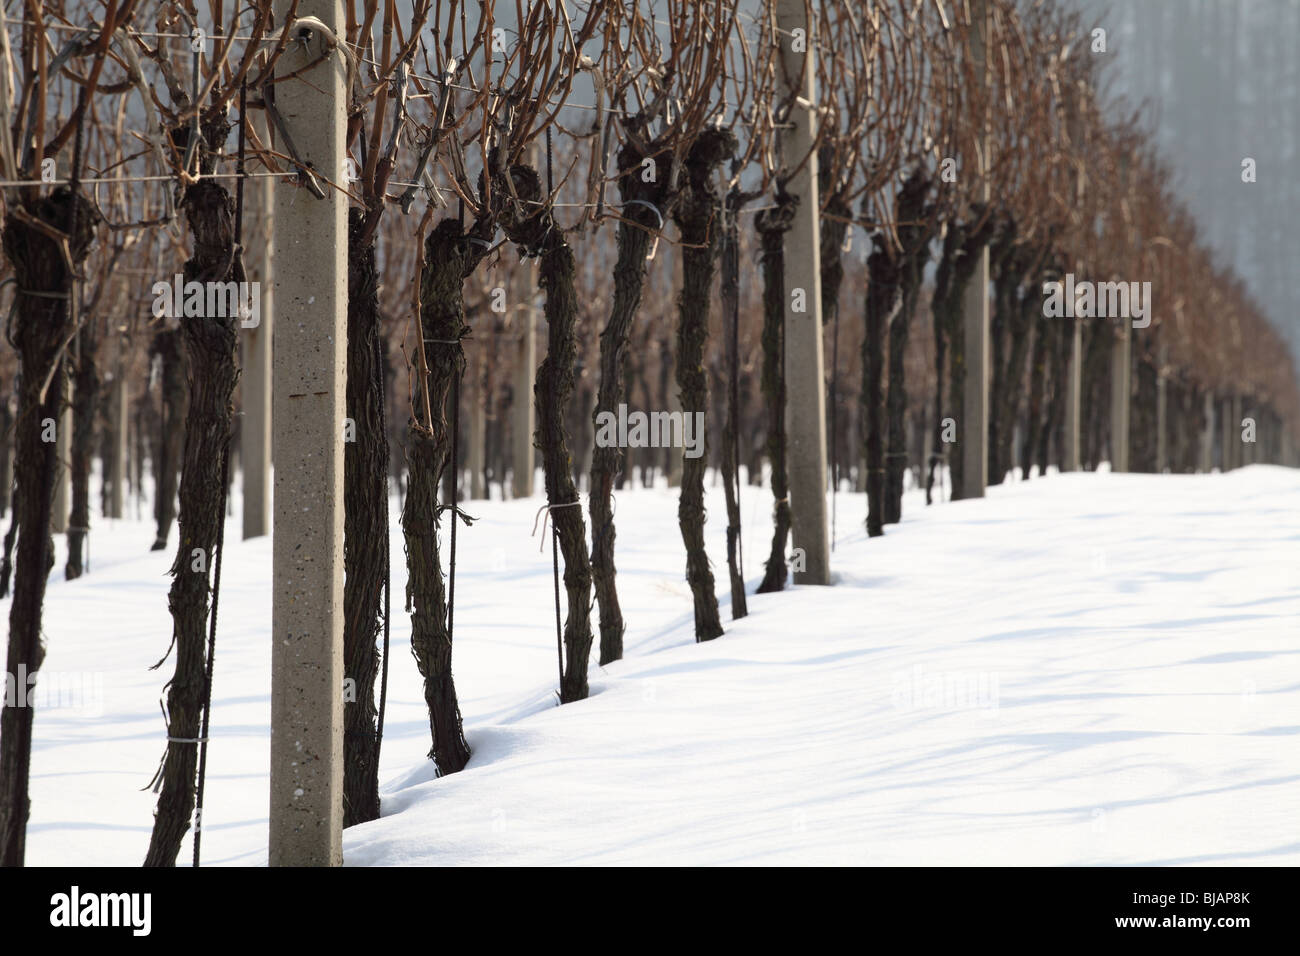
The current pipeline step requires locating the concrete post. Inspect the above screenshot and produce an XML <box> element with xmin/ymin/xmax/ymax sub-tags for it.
<box><xmin>269</xmin><ymin>0</ymin><xmax>347</xmax><ymax>868</ymax></box>
<box><xmin>242</xmin><ymin>111</ymin><xmax>274</xmax><ymax>539</ymax></box>
<box><xmin>51</xmin><ymin>377</ymin><xmax>71</xmax><ymax>533</ymax></box>
<box><xmin>1109</xmin><ymin>320</ymin><xmax>1131</xmax><ymax>472</ymax></box>
<box><xmin>775</xmin><ymin>0</ymin><xmax>830</xmax><ymax>584</ymax></box>
<box><xmin>1062</xmin><ymin>319</ymin><xmax>1082</xmax><ymax>471</ymax></box>
<box><xmin>510</xmin><ymin>258</ymin><xmax>535</xmax><ymax>498</ymax></box>
<box><xmin>960</xmin><ymin>0</ymin><xmax>990</xmax><ymax>498</ymax></box>
<box><xmin>109</xmin><ymin>354</ymin><xmax>128</xmax><ymax>518</ymax></box>
<box><xmin>1154</xmin><ymin>344</ymin><xmax>1168</xmax><ymax>473</ymax></box>
<box><xmin>1198</xmin><ymin>390</ymin><xmax>1214</xmax><ymax>472</ymax></box>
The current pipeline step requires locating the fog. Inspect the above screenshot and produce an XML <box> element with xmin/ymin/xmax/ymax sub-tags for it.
<box><xmin>1063</xmin><ymin>0</ymin><xmax>1300</xmax><ymax>373</ymax></box>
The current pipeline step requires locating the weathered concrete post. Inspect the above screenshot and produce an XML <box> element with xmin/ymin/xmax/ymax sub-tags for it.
<box><xmin>960</xmin><ymin>0</ymin><xmax>990</xmax><ymax>497</ymax></box>
<box><xmin>1062</xmin><ymin>319</ymin><xmax>1082</xmax><ymax>471</ymax></box>
<box><xmin>510</xmin><ymin>259</ymin><xmax>536</xmax><ymax>498</ymax></box>
<box><xmin>775</xmin><ymin>0</ymin><xmax>830</xmax><ymax>584</ymax></box>
<box><xmin>269</xmin><ymin>0</ymin><xmax>347</xmax><ymax>867</ymax></box>
<box><xmin>242</xmin><ymin>111</ymin><xmax>274</xmax><ymax>539</ymax></box>
<box><xmin>1154</xmin><ymin>344</ymin><xmax>1168</xmax><ymax>473</ymax></box>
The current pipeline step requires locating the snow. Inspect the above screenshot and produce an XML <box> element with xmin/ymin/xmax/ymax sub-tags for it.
<box><xmin>8</xmin><ymin>465</ymin><xmax>1299</xmax><ymax>865</ymax></box>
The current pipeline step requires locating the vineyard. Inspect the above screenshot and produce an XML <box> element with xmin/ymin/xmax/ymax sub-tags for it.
<box><xmin>0</xmin><ymin>0</ymin><xmax>1297</xmax><ymax>870</ymax></box>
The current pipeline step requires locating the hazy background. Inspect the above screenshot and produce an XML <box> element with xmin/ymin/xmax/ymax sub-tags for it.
<box><xmin>373</xmin><ymin>0</ymin><xmax>1299</xmax><ymax>371</ymax></box>
<box><xmin>1064</xmin><ymin>0</ymin><xmax>1300</xmax><ymax>372</ymax></box>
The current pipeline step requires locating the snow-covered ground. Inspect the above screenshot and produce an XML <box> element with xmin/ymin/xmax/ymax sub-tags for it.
<box><xmin>9</xmin><ymin>465</ymin><xmax>1299</xmax><ymax>865</ymax></box>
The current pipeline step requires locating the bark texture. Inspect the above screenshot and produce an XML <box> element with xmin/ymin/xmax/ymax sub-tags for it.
<box><xmin>146</xmin><ymin>113</ymin><xmax>241</xmax><ymax>867</ymax></box>
<box><xmin>669</xmin><ymin>130</ymin><xmax>733</xmax><ymax>641</ymax></box>
<box><xmin>819</xmin><ymin>169</ymin><xmax>852</xmax><ymax>515</ymax></box>
<box><xmin>0</xmin><ymin>187</ymin><xmax>95</xmax><ymax>867</ymax></box>
<box><xmin>863</xmin><ymin>235</ymin><xmax>899</xmax><ymax>538</ymax></box>
<box><xmin>883</xmin><ymin>171</ymin><xmax>934</xmax><ymax>523</ymax></box>
<box><xmin>150</xmin><ymin>327</ymin><xmax>187</xmax><ymax>551</ymax></box>
<box><xmin>988</xmin><ymin>228</ymin><xmax>1044</xmax><ymax>487</ymax></box>
<box><xmin>589</xmin><ymin>142</ymin><xmax>671</xmax><ymax>663</ymax></box>
<box><xmin>1021</xmin><ymin>270</ymin><xmax>1057</xmax><ymax>481</ymax></box>
<box><xmin>65</xmin><ymin>325</ymin><xmax>100</xmax><ymax>579</ymax></box>
<box><xmin>491</xmin><ymin>157</ymin><xmax>597</xmax><ymax>700</ymax></box>
<box><xmin>343</xmin><ymin>207</ymin><xmax>389</xmax><ymax>823</ymax></box>
<box><xmin>719</xmin><ymin>185</ymin><xmax>748</xmax><ymax>618</ymax></box>
<box><xmin>755</xmin><ymin>191</ymin><xmax>795</xmax><ymax>592</ymax></box>
<box><xmin>405</xmin><ymin>217</ymin><xmax>482</xmax><ymax>773</ymax></box>
<box><xmin>0</xmin><ymin>395</ymin><xmax>12</xmax><ymax>519</ymax></box>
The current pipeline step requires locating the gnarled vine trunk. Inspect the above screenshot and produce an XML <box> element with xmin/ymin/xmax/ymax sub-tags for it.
<box><xmin>883</xmin><ymin>170</ymin><xmax>934</xmax><ymax>523</ymax></box>
<box><xmin>1022</xmin><ymin>270</ymin><xmax>1057</xmax><ymax>480</ymax></box>
<box><xmin>863</xmin><ymin>236</ymin><xmax>900</xmax><ymax>538</ymax></box>
<box><xmin>986</xmin><ymin>221</ymin><xmax>1017</xmax><ymax>487</ymax></box>
<box><xmin>719</xmin><ymin>185</ymin><xmax>747</xmax><ymax>618</ymax></box>
<box><xmin>670</xmin><ymin>130</ymin><xmax>733</xmax><ymax>640</ymax></box>
<box><xmin>145</xmin><ymin>114</ymin><xmax>242</xmax><ymax>867</ymax></box>
<box><xmin>150</xmin><ymin>328</ymin><xmax>187</xmax><ymax>550</ymax></box>
<box><xmin>755</xmin><ymin>191</ymin><xmax>795</xmax><ymax>593</ymax></box>
<box><xmin>406</xmin><ymin>217</ymin><xmax>484</xmax><ymax>773</ymax></box>
<box><xmin>589</xmin><ymin>142</ymin><xmax>671</xmax><ymax>662</ymax></box>
<box><xmin>1040</xmin><ymin>315</ymin><xmax>1071</xmax><ymax>475</ymax></box>
<box><xmin>818</xmin><ymin>150</ymin><xmax>852</xmax><ymax>512</ymax></box>
<box><xmin>0</xmin><ymin>393</ymin><xmax>12</xmax><ymax>519</ymax></box>
<box><xmin>343</xmin><ymin>207</ymin><xmax>389</xmax><ymax>823</ymax></box>
<box><xmin>0</xmin><ymin>187</ymin><xmax>95</xmax><ymax>867</ymax></box>
<box><xmin>494</xmin><ymin>158</ymin><xmax>597</xmax><ymax>698</ymax></box>
<box><xmin>988</xmin><ymin>229</ymin><xmax>1044</xmax><ymax>488</ymax></box>
<box><xmin>65</xmin><ymin>324</ymin><xmax>100</xmax><ymax>579</ymax></box>
<box><xmin>994</xmin><ymin>257</ymin><xmax>1043</xmax><ymax>484</ymax></box>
